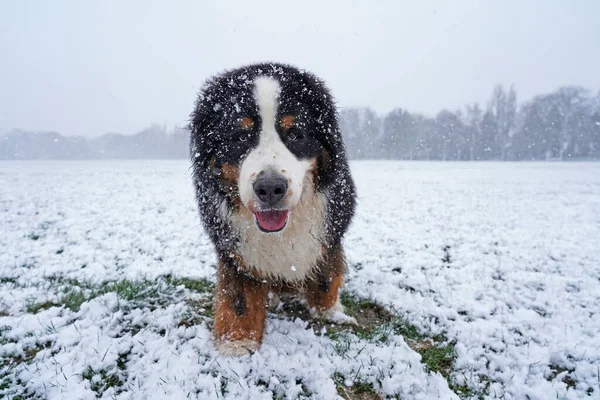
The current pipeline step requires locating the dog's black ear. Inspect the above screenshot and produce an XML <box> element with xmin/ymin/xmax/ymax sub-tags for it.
<box><xmin>188</xmin><ymin>110</ymin><xmax>202</xmax><ymax>164</ymax></box>
<box><xmin>315</xmin><ymin>146</ymin><xmax>333</xmax><ymax>189</ymax></box>
<box><xmin>189</xmin><ymin>89</ymin><xmax>216</xmax><ymax>169</ymax></box>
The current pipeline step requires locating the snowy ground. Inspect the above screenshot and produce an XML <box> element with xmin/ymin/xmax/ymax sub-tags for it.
<box><xmin>1</xmin><ymin>160</ymin><xmax>599</xmax><ymax>400</ymax></box>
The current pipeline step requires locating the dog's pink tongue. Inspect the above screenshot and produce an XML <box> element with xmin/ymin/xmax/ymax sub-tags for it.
<box><xmin>255</xmin><ymin>210</ymin><xmax>289</xmax><ymax>231</ymax></box>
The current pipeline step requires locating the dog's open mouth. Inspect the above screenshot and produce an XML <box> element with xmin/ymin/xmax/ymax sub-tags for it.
<box><xmin>254</xmin><ymin>209</ymin><xmax>289</xmax><ymax>232</ymax></box>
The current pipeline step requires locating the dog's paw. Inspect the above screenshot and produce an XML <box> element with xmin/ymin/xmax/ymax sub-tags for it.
<box><xmin>313</xmin><ymin>298</ymin><xmax>358</xmax><ymax>326</ymax></box>
<box><xmin>322</xmin><ymin>308</ymin><xmax>358</xmax><ymax>325</ymax></box>
<box><xmin>321</xmin><ymin>308</ymin><xmax>358</xmax><ymax>325</ymax></box>
<box><xmin>215</xmin><ymin>339</ymin><xmax>259</xmax><ymax>357</ymax></box>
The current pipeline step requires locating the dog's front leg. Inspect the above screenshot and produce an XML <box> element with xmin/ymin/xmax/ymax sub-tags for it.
<box><xmin>213</xmin><ymin>260</ymin><xmax>269</xmax><ymax>356</ymax></box>
<box><xmin>305</xmin><ymin>246</ymin><xmax>357</xmax><ymax>325</ymax></box>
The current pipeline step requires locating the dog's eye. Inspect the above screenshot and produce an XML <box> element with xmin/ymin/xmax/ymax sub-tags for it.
<box><xmin>239</xmin><ymin>133</ymin><xmax>251</xmax><ymax>142</ymax></box>
<box><xmin>288</xmin><ymin>128</ymin><xmax>304</xmax><ymax>142</ymax></box>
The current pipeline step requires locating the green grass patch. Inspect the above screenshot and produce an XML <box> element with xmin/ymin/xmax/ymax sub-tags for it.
<box><xmin>276</xmin><ymin>291</ymin><xmax>489</xmax><ymax>399</ymax></box>
<box><xmin>547</xmin><ymin>364</ymin><xmax>577</xmax><ymax>390</ymax></box>
<box><xmin>3</xmin><ymin>275</ymin><xmax>216</xmax><ymax>399</ymax></box>
<box><xmin>25</xmin><ymin>280</ymin><xmax>159</xmax><ymax>314</ymax></box>
<box><xmin>98</xmin><ymin>280</ymin><xmax>162</xmax><ymax>303</ymax></box>
<box><xmin>333</xmin><ymin>372</ymin><xmax>380</xmax><ymax>400</ymax></box>
<box><xmin>419</xmin><ymin>342</ymin><xmax>456</xmax><ymax>377</ymax></box>
<box><xmin>338</xmin><ymin>292</ymin><xmax>457</xmax><ymax>377</ymax></box>
<box><xmin>0</xmin><ymin>372</ymin><xmax>31</xmax><ymax>400</ymax></box>
<box><xmin>277</xmin><ymin>290</ymin><xmax>440</xmax><ymax>348</ymax></box>
<box><xmin>167</xmin><ymin>276</ymin><xmax>215</xmax><ymax>327</ymax></box>
<box><xmin>178</xmin><ymin>297</ymin><xmax>215</xmax><ymax>328</ymax></box>
<box><xmin>81</xmin><ymin>365</ymin><xmax>124</xmax><ymax>397</ymax></box>
<box><xmin>25</xmin><ymin>299</ymin><xmax>58</xmax><ymax>314</ymax></box>
<box><xmin>334</xmin><ymin>291</ymin><xmax>431</xmax><ymax>344</ymax></box>
<box><xmin>0</xmin><ymin>277</ymin><xmax>17</xmax><ymax>285</ymax></box>
<box><xmin>448</xmin><ymin>380</ymin><xmax>489</xmax><ymax>400</ymax></box>
<box><xmin>449</xmin><ymin>383</ymin><xmax>481</xmax><ymax>399</ymax></box>
<box><xmin>0</xmin><ymin>336</ymin><xmax>53</xmax><ymax>399</ymax></box>
<box><xmin>11</xmin><ymin>277</ymin><xmax>493</xmax><ymax>399</ymax></box>
<box><xmin>25</xmin><ymin>276</ymin><xmax>214</xmax><ymax>315</ymax></box>
<box><xmin>163</xmin><ymin>275</ymin><xmax>214</xmax><ymax>293</ymax></box>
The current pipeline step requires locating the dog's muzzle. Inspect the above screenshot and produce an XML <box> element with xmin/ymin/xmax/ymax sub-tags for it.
<box><xmin>252</xmin><ymin>173</ymin><xmax>289</xmax><ymax>232</ymax></box>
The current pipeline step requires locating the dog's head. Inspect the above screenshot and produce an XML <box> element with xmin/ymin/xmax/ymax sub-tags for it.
<box><xmin>190</xmin><ymin>63</ymin><xmax>349</xmax><ymax>236</ymax></box>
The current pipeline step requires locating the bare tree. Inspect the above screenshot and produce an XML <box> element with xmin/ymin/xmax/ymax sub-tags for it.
<box><xmin>488</xmin><ymin>85</ymin><xmax>517</xmax><ymax>160</ymax></box>
<box><xmin>464</xmin><ymin>103</ymin><xmax>482</xmax><ymax>160</ymax></box>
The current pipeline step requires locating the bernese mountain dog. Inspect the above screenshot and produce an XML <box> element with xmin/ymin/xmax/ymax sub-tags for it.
<box><xmin>189</xmin><ymin>63</ymin><xmax>356</xmax><ymax>356</ymax></box>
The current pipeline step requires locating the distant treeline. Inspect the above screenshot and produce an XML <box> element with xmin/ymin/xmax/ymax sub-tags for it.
<box><xmin>0</xmin><ymin>125</ymin><xmax>189</xmax><ymax>160</ymax></box>
<box><xmin>1</xmin><ymin>85</ymin><xmax>599</xmax><ymax>160</ymax></box>
<box><xmin>341</xmin><ymin>85</ymin><xmax>600</xmax><ymax>161</ymax></box>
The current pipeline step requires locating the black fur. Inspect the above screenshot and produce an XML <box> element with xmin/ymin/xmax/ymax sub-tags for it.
<box><xmin>189</xmin><ymin>62</ymin><xmax>356</xmax><ymax>269</ymax></box>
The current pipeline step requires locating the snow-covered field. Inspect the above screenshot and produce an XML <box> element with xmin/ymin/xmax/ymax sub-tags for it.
<box><xmin>1</xmin><ymin>160</ymin><xmax>599</xmax><ymax>400</ymax></box>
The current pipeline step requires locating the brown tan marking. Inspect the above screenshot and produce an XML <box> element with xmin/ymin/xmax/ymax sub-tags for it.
<box><xmin>305</xmin><ymin>246</ymin><xmax>346</xmax><ymax>311</ymax></box>
<box><xmin>214</xmin><ymin>260</ymin><xmax>269</xmax><ymax>344</ymax></box>
<box><xmin>321</xmin><ymin>147</ymin><xmax>331</xmax><ymax>167</ymax></box>
<box><xmin>308</xmin><ymin>157</ymin><xmax>320</xmax><ymax>188</ymax></box>
<box><xmin>209</xmin><ymin>161</ymin><xmax>243</xmax><ymax>209</ymax></box>
<box><xmin>239</xmin><ymin>116</ymin><xmax>254</xmax><ymax>130</ymax></box>
<box><xmin>220</xmin><ymin>163</ymin><xmax>240</xmax><ymax>185</ymax></box>
<box><xmin>310</xmin><ymin>147</ymin><xmax>331</xmax><ymax>189</ymax></box>
<box><xmin>280</xmin><ymin>114</ymin><xmax>296</xmax><ymax>130</ymax></box>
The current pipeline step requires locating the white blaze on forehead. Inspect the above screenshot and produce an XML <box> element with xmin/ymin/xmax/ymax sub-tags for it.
<box><xmin>238</xmin><ymin>76</ymin><xmax>311</xmax><ymax>210</ymax></box>
<box><xmin>253</xmin><ymin>76</ymin><xmax>280</xmax><ymax>130</ymax></box>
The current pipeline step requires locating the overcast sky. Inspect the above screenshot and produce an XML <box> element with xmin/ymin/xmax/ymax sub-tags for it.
<box><xmin>1</xmin><ymin>1</ymin><xmax>599</xmax><ymax>137</ymax></box>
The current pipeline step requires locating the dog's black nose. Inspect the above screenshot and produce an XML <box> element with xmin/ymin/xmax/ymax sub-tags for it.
<box><xmin>253</xmin><ymin>176</ymin><xmax>288</xmax><ymax>206</ymax></box>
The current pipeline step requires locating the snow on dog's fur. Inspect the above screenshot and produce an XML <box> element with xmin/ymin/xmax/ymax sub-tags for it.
<box><xmin>189</xmin><ymin>63</ymin><xmax>356</xmax><ymax>356</ymax></box>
